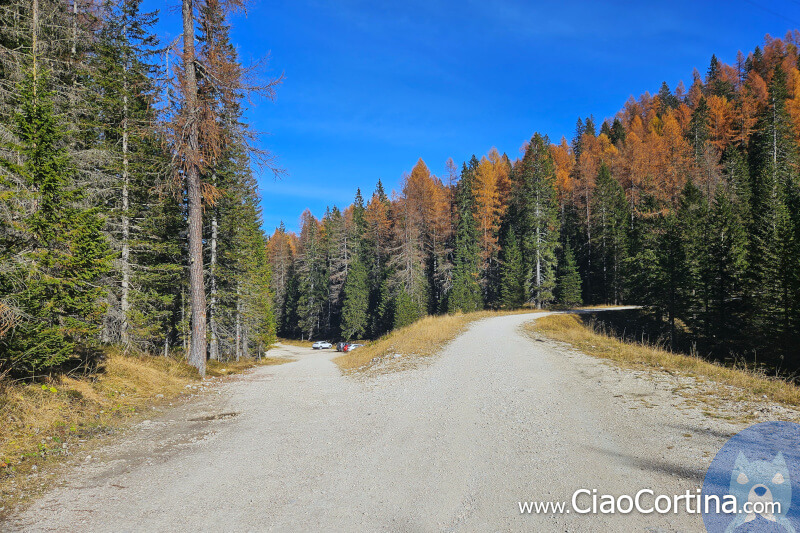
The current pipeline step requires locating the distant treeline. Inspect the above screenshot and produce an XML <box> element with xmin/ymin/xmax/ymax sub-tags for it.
<box><xmin>270</xmin><ymin>33</ymin><xmax>800</xmax><ymax>369</ymax></box>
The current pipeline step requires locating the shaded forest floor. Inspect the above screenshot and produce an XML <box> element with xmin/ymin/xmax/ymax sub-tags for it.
<box><xmin>0</xmin><ymin>350</ymin><xmax>291</xmax><ymax>518</ymax></box>
<box><xmin>532</xmin><ymin>314</ymin><xmax>800</xmax><ymax>414</ymax></box>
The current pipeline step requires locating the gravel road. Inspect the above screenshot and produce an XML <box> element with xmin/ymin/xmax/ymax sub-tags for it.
<box><xmin>7</xmin><ymin>312</ymin><xmax>768</xmax><ymax>532</ymax></box>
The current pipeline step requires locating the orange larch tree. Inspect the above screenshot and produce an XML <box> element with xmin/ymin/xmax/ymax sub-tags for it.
<box><xmin>734</xmin><ymin>71</ymin><xmax>767</xmax><ymax>147</ymax></box>
<box><xmin>550</xmin><ymin>138</ymin><xmax>575</xmax><ymax>209</ymax></box>
<box><xmin>706</xmin><ymin>95</ymin><xmax>735</xmax><ymax>152</ymax></box>
<box><xmin>474</xmin><ymin>155</ymin><xmax>502</xmax><ymax>274</ymax></box>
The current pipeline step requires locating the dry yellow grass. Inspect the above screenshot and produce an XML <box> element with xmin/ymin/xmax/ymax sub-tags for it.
<box><xmin>333</xmin><ymin>308</ymin><xmax>544</xmax><ymax>372</ymax></box>
<box><xmin>276</xmin><ymin>337</ymin><xmax>314</xmax><ymax>348</ymax></box>
<box><xmin>531</xmin><ymin>314</ymin><xmax>800</xmax><ymax>407</ymax></box>
<box><xmin>207</xmin><ymin>356</ymin><xmax>290</xmax><ymax>377</ymax></box>
<box><xmin>0</xmin><ymin>350</ymin><xmax>290</xmax><ymax>516</ymax></box>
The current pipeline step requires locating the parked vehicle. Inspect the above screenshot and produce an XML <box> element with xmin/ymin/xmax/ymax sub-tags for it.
<box><xmin>312</xmin><ymin>341</ymin><xmax>332</xmax><ymax>350</ymax></box>
<box><xmin>336</xmin><ymin>342</ymin><xmax>346</xmax><ymax>352</ymax></box>
<box><xmin>344</xmin><ymin>343</ymin><xmax>364</xmax><ymax>352</ymax></box>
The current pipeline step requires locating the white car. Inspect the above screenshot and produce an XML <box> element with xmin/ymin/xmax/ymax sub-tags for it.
<box><xmin>344</xmin><ymin>343</ymin><xmax>364</xmax><ymax>352</ymax></box>
<box><xmin>312</xmin><ymin>341</ymin><xmax>332</xmax><ymax>350</ymax></box>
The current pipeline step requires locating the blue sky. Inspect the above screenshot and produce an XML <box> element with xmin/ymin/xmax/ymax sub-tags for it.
<box><xmin>144</xmin><ymin>0</ymin><xmax>800</xmax><ymax>233</ymax></box>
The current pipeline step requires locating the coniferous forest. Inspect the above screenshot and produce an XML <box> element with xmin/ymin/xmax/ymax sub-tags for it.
<box><xmin>0</xmin><ymin>0</ymin><xmax>279</xmax><ymax>378</ymax></box>
<box><xmin>270</xmin><ymin>33</ymin><xmax>800</xmax><ymax>373</ymax></box>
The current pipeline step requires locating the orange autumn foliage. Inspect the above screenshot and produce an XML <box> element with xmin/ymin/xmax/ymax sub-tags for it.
<box><xmin>706</xmin><ymin>95</ymin><xmax>735</xmax><ymax>152</ymax></box>
<box><xmin>550</xmin><ymin>138</ymin><xmax>575</xmax><ymax>205</ymax></box>
<box><xmin>474</xmin><ymin>153</ymin><xmax>505</xmax><ymax>265</ymax></box>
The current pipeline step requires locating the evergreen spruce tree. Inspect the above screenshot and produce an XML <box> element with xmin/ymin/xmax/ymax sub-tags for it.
<box><xmin>498</xmin><ymin>228</ymin><xmax>525</xmax><ymax>309</ymax></box>
<box><xmin>513</xmin><ymin>133</ymin><xmax>560</xmax><ymax>308</ymax></box>
<box><xmin>571</xmin><ymin>118</ymin><xmax>585</xmax><ymax>160</ymax></box>
<box><xmin>656</xmin><ymin>212</ymin><xmax>687</xmax><ymax>351</ymax></box>
<box><xmin>657</xmin><ymin>81</ymin><xmax>678</xmax><ymax>112</ymax></box>
<box><xmin>375</xmin><ymin>278</ymin><xmax>395</xmax><ymax>335</ymax></box>
<box><xmin>687</xmin><ymin>97</ymin><xmax>710</xmax><ymax>161</ymax></box>
<box><xmin>363</xmin><ymin>181</ymin><xmax>393</xmax><ymax>337</ymax></box>
<box><xmin>675</xmin><ymin>180</ymin><xmax>710</xmax><ymax>341</ymax></box>
<box><xmin>127</xmin><ymin>190</ymin><xmax>184</xmax><ymax>356</ymax></box>
<box><xmin>268</xmin><ymin>222</ymin><xmax>295</xmax><ymax>338</ymax></box>
<box><xmin>706</xmin><ymin>54</ymin><xmax>733</xmax><ymax>98</ymax></box>
<box><xmin>555</xmin><ymin>242</ymin><xmax>582</xmax><ymax>307</ymax></box>
<box><xmin>340</xmin><ymin>256</ymin><xmax>369</xmax><ymax>340</ymax></box>
<box><xmin>610</xmin><ymin>118</ymin><xmax>626</xmax><ymax>145</ymax></box>
<box><xmin>322</xmin><ymin>206</ymin><xmax>348</xmax><ymax>336</ymax></box>
<box><xmin>339</xmin><ymin>189</ymin><xmax>368</xmax><ymax>340</ymax></box>
<box><xmin>353</xmin><ymin>188</ymin><xmax>366</xmax><ymax>237</ymax></box>
<box><xmin>93</xmin><ymin>0</ymin><xmax>169</xmax><ymax>350</ymax></box>
<box><xmin>703</xmin><ymin>186</ymin><xmax>748</xmax><ymax>352</ymax></box>
<box><xmin>281</xmin><ymin>265</ymin><xmax>302</xmax><ymax>339</ymax></box>
<box><xmin>623</xmin><ymin>199</ymin><xmax>662</xmax><ymax>310</ymax></box>
<box><xmin>0</xmin><ymin>70</ymin><xmax>112</xmax><ymax>375</ymax></box>
<box><xmin>296</xmin><ymin>211</ymin><xmax>328</xmax><ymax>340</ymax></box>
<box><xmin>748</xmin><ymin>168</ymin><xmax>798</xmax><ymax>352</ymax></box>
<box><xmin>233</xmin><ymin>197</ymin><xmax>277</xmax><ymax>359</ymax></box>
<box><xmin>600</xmin><ymin>120</ymin><xmax>612</xmax><ymax>139</ymax></box>
<box><xmin>394</xmin><ymin>289</ymin><xmax>422</xmax><ymax>329</ymax></box>
<box><xmin>584</xmin><ymin>116</ymin><xmax>597</xmax><ymax>136</ymax></box>
<box><xmin>746</xmin><ymin>65</ymin><xmax>800</xmax><ymax>353</ymax></box>
<box><xmin>448</xmin><ymin>159</ymin><xmax>483</xmax><ymax>313</ymax></box>
<box><xmin>591</xmin><ymin>162</ymin><xmax>629</xmax><ymax>304</ymax></box>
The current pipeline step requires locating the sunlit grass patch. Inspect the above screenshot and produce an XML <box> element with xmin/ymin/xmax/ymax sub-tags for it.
<box><xmin>333</xmin><ymin>308</ymin><xmax>544</xmax><ymax>373</ymax></box>
<box><xmin>207</xmin><ymin>356</ymin><xmax>292</xmax><ymax>377</ymax></box>
<box><xmin>530</xmin><ymin>314</ymin><xmax>800</xmax><ymax>408</ymax></box>
<box><xmin>0</xmin><ymin>348</ymin><xmax>287</xmax><ymax>517</ymax></box>
<box><xmin>276</xmin><ymin>338</ymin><xmax>314</xmax><ymax>348</ymax></box>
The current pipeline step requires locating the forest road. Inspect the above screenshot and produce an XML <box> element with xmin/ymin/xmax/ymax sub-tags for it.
<box><xmin>7</xmin><ymin>311</ymin><xmax>747</xmax><ymax>532</ymax></box>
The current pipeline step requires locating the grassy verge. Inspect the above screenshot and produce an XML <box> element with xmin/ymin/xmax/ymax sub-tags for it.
<box><xmin>333</xmin><ymin>308</ymin><xmax>544</xmax><ymax>373</ymax></box>
<box><xmin>276</xmin><ymin>338</ymin><xmax>314</xmax><ymax>348</ymax></box>
<box><xmin>0</xmin><ymin>350</ymin><xmax>290</xmax><ymax>516</ymax></box>
<box><xmin>530</xmin><ymin>314</ymin><xmax>800</xmax><ymax>408</ymax></box>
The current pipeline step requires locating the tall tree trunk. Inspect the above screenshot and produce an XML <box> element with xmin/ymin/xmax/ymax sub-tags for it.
<box><xmin>208</xmin><ymin>206</ymin><xmax>220</xmax><ymax>361</ymax></box>
<box><xmin>69</xmin><ymin>0</ymin><xmax>77</xmax><ymax>122</ymax></box>
<box><xmin>31</xmin><ymin>0</ymin><xmax>38</xmax><ymax>85</ymax></box>
<box><xmin>182</xmin><ymin>0</ymin><xmax>206</xmax><ymax>376</ymax></box>
<box><xmin>71</xmin><ymin>1</ymin><xmax>77</xmax><ymax>57</ymax></box>
<box><xmin>534</xmin><ymin>192</ymin><xmax>542</xmax><ymax>309</ymax></box>
<box><xmin>120</xmin><ymin>65</ymin><xmax>131</xmax><ymax>347</ymax></box>
<box><xmin>235</xmin><ymin>282</ymin><xmax>242</xmax><ymax>361</ymax></box>
<box><xmin>601</xmin><ymin>208</ymin><xmax>607</xmax><ymax>303</ymax></box>
<box><xmin>181</xmin><ymin>286</ymin><xmax>187</xmax><ymax>351</ymax></box>
<box><xmin>241</xmin><ymin>318</ymin><xmax>249</xmax><ymax>360</ymax></box>
<box><xmin>585</xmin><ymin>186</ymin><xmax>592</xmax><ymax>303</ymax></box>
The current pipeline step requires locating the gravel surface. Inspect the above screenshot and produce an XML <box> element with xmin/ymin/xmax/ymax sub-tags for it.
<box><xmin>5</xmin><ymin>312</ymin><xmax>786</xmax><ymax>532</ymax></box>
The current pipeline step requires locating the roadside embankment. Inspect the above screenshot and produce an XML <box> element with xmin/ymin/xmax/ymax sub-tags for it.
<box><xmin>0</xmin><ymin>349</ymin><xmax>289</xmax><ymax>517</ymax></box>
<box><xmin>531</xmin><ymin>313</ymin><xmax>800</xmax><ymax>410</ymax></box>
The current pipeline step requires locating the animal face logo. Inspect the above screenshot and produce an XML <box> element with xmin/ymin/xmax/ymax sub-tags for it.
<box><xmin>703</xmin><ymin>422</ymin><xmax>800</xmax><ymax>533</ymax></box>
<box><xmin>725</xmin><ymin>452</ymin><xmax>796</xmax><ymax>533</ymax></box>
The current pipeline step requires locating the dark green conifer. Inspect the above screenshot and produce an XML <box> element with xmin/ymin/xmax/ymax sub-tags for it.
<box><xmin>341</xmin><ymin>257</ymin><xmax>369</xmax><ymax>339</ymax></box>
<box><xmin>1</xmin><ymin>70</ymin><xmax>111</xmax><ymax>374</ymax></box>
<box><xmin>448</xmin><ymin>159</ymin><xmax>483</xmax><ymax>313</ymax></box>
<box><xmin>555</xmin><ymin>242</ymin><xmax>583</xmax><ymax>308</ymax></box>
<box><xmin>499</xmin><ymin>228</ymin><xmax>525</xmax><ymax>309</ymax></box>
